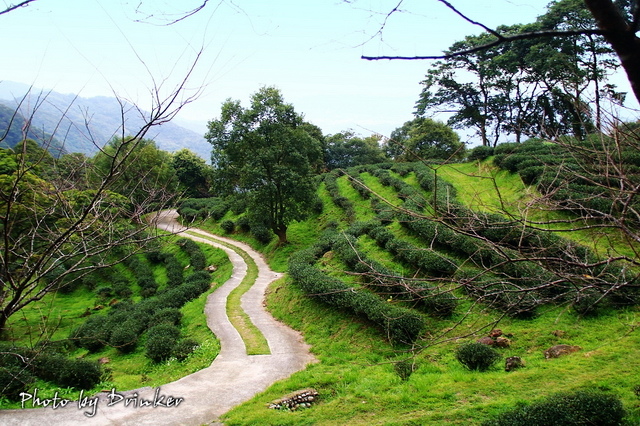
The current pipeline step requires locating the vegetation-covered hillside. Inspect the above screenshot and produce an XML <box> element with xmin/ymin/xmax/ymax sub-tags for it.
<box><xmin>185</xmin><ymin>153</ymin><xmax>639</xmax><ymax>425</ymax></box>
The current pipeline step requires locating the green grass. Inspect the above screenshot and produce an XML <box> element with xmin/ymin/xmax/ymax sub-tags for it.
<box><xmin>220</xmin><ymin>277</ymin><xmax>640</xmax><ymax>425</ymax></box>
<box><xmin>186</xmin><ymin>231</ymin><xmax>270</xmax><ymax>355</ymax></box>
<box><xmin>437</xmin><ymin>161</ymin><xmax>639</xmax><ymax>259</ymax></box>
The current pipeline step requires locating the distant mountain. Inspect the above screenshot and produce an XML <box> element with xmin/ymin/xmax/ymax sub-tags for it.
<box><xmin>0</xmin><ymin>102</ymin><xmax>66</xmax><ymax>155</ymax></box>
<box><xmin>0</xmin><ymin>81</ymin><xmax>210</xmax><ymax>160</ymax></box>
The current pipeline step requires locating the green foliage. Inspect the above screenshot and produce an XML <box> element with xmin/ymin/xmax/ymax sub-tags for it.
<box><xmin>468</xmin><ymin>145</ymin><xmax>494</xmax><ymax>161</ymax></box>
<box><xmin>416</xmin><ymin>0</ymin><xmax>612</xmax><ymax>145</ymax></box>
<box><xmin>324</xmin><ymin>170</ymin><xmax>356</xmax><ymax>222</ymax></box>
<box><xmin>482</xmin><ymin>389</ymin><xmax>627</xmax><ymax>426</ymax></box>
<box><xmin>455</xmin><ymin>342</ymin><xmax>501</xmax><ymax>371</ymax></box>
<box><xmin>70</xmin><ymin>315</ymin><xmax>108</xmax><ymax>352</ymax></box>
<box><xmin>178</xmin><ymin>197</ymin><xmax>229</xmax><ymax>222</ymax></box>
<box><xmin>55</xmin><ymin>359</ymin><xmax>103</xmax><ymax>390</ymax></box>
<box><xmin>288</xmin><ymin>241</ymin><xmax>425</xmax><ymax>344</ymax></box>
<box><xmin>394</xmin><ymin>359</ymin><xmax>418</xmax><ymax>381</ymax></box>
<box><xmin>171</xmin><ymin>148</ymin><xmax>212</xmax><ymax>198</ymax></box>
<box><xmin>220</xmin><ymin>220</ymin><xmax>235</xmax><ymax>234</ymax></box>
<box><xmin>164</xmin><ymin>253</ymin><xmax>184</xmax><ymax>287</ymax></box>
<box><xmin>250</xmin><ymin>224</ymin><xmax>273</xmax><ymax>244</ymax></box>
<box><xmin>177</xmin><ymin>238</ymin><xmax>207</xmax><ymax>270</ymax></box>
<box><xmin>91</xmin><ymin>137</ymin><xmax>179</xmax><ymax>214</ymax></box>
<box><xmin>172</xmin><ymin>338</ymin><xmax>199</xmax><ymax>361</ymax></box>
<box><xmin>145</xmin><ymin>323</ymin><xmax>181</xmax><ymax>362</ymax></box>
<box><xmin>387</xmin><ymin>117</ymin><xmax>465</xmax><ymax>161</ymax></box>
<box><xmin>206</xmin><ymin>86</ymin><xmax>323</xmax><ymax>243</ymax></box>
<box><xmin>324</xmin><ymin>130</ymin><xmax>388</xmax><ymax>169</ymax></box>
<box><xmin>108</xmin><ymin>324</ymin><xmax>139</xmax><ymax>353</ymax></box>
<box><xmin>0</xmin><ymin>366</ymin><xmax>35</xmax><ymax>401</ymax></box>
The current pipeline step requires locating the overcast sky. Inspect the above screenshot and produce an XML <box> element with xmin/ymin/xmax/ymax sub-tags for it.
<box><xmin>1</xmin><ymin>0</ymin><xmax>635</xmax><ymax>143</ymax></box>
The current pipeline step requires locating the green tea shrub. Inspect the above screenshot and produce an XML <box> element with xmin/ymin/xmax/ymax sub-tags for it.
<box><xmin>482</xmin><ymin>389</ymin><xmax>627</xmax><ymax>426</ymax></box>
<box><xmin>0</xmin><ymin>366</ymin><xmax>35</xmax><ymax>401</ymax></box>
<box><xmin>70</xmin><ymin>316</ymin><xmax>108</xmax><ymax>352</ymax></box>
<box><xmin>467</xmin><ymin>145</ymin><xmax>494</xmax><ymax>162</ymax></box>
<box><xmin>455</xmin><ymin>342</ymin><xmax>501</xmax><ymax>371</ymax></box>
<box><xmin>56</xmin><ymin>359</ymin><xmax>103</xmax><ymax>390</ymax></box>
<box><xmin>250</xmin><ymin>224</ymin><xmax>273</xmax><ymax>244</ymax></box>
<box><xmin>236</xmin><ymin>215</ymin><xmax>251</xmax><ymax>232</ymax></box>
<box><xmin>164</xmin><ymin>253</ymin><xmax>184</xmax><ymax>287</ymax></box>
<box><xmin>109</xmin><ymin>324</ymin><xmax>139</xmax><ymax>353</ymax></box>
<box><xmin>145</xmin><ymin>324</ymin><xmax>180</xmax><ymax>362</ymax></box>
<box><xmin>221</xmin><ymin>220</ymin><xmax>235</xmax><ymax>234</ymax></box>
<box><xmin>288</xmin><ymin>250</ymin><xmax>425</xmax><ymax>344</ymax></box>
<box><xmin>173</xmin><ymin>338</ymin><xmax>199</xmax><ymax>361</ymax></box>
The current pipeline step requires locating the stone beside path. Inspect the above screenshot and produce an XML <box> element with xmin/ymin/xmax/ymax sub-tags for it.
<box><xmin>0</xmin><ymin>209</ymin><xmax>316</xmax><ymax>425</ymax></box>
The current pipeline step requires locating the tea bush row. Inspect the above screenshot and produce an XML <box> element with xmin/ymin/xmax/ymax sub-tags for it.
<box><xmin>288</xmin><ymin>239</ymin><xmax>425</xmax><ymax>344</ymax></box>
<box><xmin>126</xmin><ymin>255</ymin><xmax>158</xmax><ymax>297</ymax></box>
<box><xmin>70</xmin><ymin>268</ymin><xmax>211</xmax><ymax>360</ymax></box>
<box><xmin>323</xmin><ymin>170</ymin><xmax>356</xmax><ymax>222</ymax></box>
<box><xmin>0</xmin><ymin>344</ymin><xmax>104</xmax><ymax>399</ymax></box>
<box><xmin>178</xmin><ymin>197</ymin><xmax>229</xmax><ymax>222</ymax></box>
<box><xmin>331</xmin><ymin>230</ymin><xmax>457</xmax><ymax>317</ymax></box>
<box><xmin>177</xmin><ymin>238</ymin><xmax>207</xmax><ymax>271</ymax></box>
<box><xmin>482</xmin><ymin>389</ymin><xmax>627</xmax><ymax>426</ymax></box>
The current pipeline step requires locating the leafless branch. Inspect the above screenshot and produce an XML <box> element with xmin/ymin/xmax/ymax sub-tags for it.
<box><xmin>0</xmin><ymin>0</ymin><xmax>36</xmax><ymax>16</ymax></box>
<box><xmin>362</xmin><ymin>29</ymin><xmax>607</xmax><ymax>61</ymax></box>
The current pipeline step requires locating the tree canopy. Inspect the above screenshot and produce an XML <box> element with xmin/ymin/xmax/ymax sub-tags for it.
<box><xmin>324</xmin><ymin>130</ymin><xmax>388</xmax><ymax>169</ymax></box>
<box><xmin>386</xmin><ymin>118</ymin><xmax>465</xmax><ymax>161</ymax></box>
<box><xmin>415</xmin><ymin>0</ymin><xmax>620</xmax><ymax>146</ymax></box>
<box><xmin>205</xmin><ymin>86</ymin><xmax>323</xmax><ymax>244</ymax></box>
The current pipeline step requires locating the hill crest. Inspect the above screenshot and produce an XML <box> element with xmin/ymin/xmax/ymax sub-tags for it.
<box><xmin>0</xmin><ymin>81</ymin><xmax>210</xmax><ymax>160</ymax></box>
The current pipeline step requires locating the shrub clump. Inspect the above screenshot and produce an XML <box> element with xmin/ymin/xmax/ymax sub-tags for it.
<box><xmin>0</xmin><ymin>366</ymin><xmax>35</xmax><ymax>401</ymax></box>
<box><xmin>220</xmin><ymin>220</ymin><xmax>235</xmax><ymax>234</ymax></box>
<box><xmin>145</xmin><ymin>323</ymin><xmax>180</xmax><ymax>362</ymax></box>
<box><xmin>109</xmin><ymin>324</ymin><xmax>139</xmax><ymax>353</ymax></box>
<box><xmin>56</xmin><ymin>359</ymin><xmax>103</xmax><ymax>390</ymax></box>
<box><xmin>173</xmin><ymin>338</ymin><xmax>199</xmax><ymax>361</ymax></box>
<box><xmin>482</xmin><ymin>389</ymin><xmax>627</xmax><ymax>426</ymax></box>
<box><xmin>455</xmin><ymin>342</ymin><xmax>501</xmax><ymax>371</ymax></box>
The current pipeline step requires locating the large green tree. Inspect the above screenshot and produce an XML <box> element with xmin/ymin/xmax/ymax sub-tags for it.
<box><xmin>206</xmin><ymin>86</ymin><xmax>322</xmax><ymax>244</ymax></box>
<box><xmin>324</xmin><ymin>130</ymin><xmax>388</xmax><ymax>169</ymax></box>
<box><xmin>416</xmin><ymin>1</ymin><xmax>617</xmax><ymax>145</ymax></box>
<box><xmin>386</xmin><ymin>118</ymin><xmax>465</xmax><ymax>161</ymax></box>
<box><xmin>171</xmin><ymin>148</ymin><xmax>212</xmax><ymax>198</ymax></box>
<box><xmin>92</xmin><ymin>137</ymin><xmax>180</xmax><ymax>221</ymax></box>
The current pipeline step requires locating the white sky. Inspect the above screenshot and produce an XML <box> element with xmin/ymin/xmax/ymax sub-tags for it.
<box><xmin>1</xmin><ymin>0</ymin><xmax>637</xmax><ymax>142</ymax></box>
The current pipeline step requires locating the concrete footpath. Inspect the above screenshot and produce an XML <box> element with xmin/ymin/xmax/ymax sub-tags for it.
<box><xmin>0</xmin><ymin>210</ymin><xmax>317</xmax><ymax>425</ymax></box>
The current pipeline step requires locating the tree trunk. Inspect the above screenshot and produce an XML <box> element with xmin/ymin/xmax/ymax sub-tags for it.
<box><xmin>584</xmin><ymin>0</ymin><xmax>640</xmax><ymax>104</ymax></box>
<box><xmin>274</xmin><ymin>224</ymin><xmax>288</xmax><ymax>245</ymax></box>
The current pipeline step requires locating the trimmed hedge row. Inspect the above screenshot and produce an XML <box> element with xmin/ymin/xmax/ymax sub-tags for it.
<box><xmin>70</xmin><ymin>250</ymin><xmax>212</xmax><ymax>360</ymax></box>
<box><xmin>482</xmin><ymin>389</ymin><xmax>627</xmax><ymax>426</ymax></box>
<box><xmin>127</xmin><ymin>255</ymin><xmax>158</xmax><ymax>298</ymax></box>
<box><xmin>493</xmin><ymin>138</ymin><xmax>640</xmax><ymax>222</ymax></box>
<box><xmin>323</xmin><ymin>170</ymin><xmax>356</xmax><ymax>222</ymax></box>
<box><xmin>0</xmin><ymin>344</ymin><xmax>104</xmax><ymax>399</ymax></box>
<box><xmin>331</xmin><ymin>230</ymin><xmax>457</xmax><ymax>317</ymax></box>
<box><xmin>177</xmin><ymin>238</ymin><xmax>208</xmax><ymax>271</ymax></box>
<box><xmin>178</xmin><ymin>197</ymin><xmax>229</xmax><ymax>222</ymax></box>
<box><xmin>288</xmin><ymin>239</ymin><xmax>425</xmax><ymax>344</ymax></box>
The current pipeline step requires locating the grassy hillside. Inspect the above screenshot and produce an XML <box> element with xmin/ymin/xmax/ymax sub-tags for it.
<box><xmin>196</xmin><ymin>160</ymin><xmax>640</xmax><ymax>425</ymax></box>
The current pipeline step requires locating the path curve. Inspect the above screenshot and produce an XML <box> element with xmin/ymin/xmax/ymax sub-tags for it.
<box><xmin>1</xmin><ymin>209</ymin><xmax>316</xmax><ymax>425</ymax></box>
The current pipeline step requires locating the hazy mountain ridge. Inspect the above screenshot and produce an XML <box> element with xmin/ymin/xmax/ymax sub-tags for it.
<box><xmin>0</xmin><ymin>81</ymin><xmax>210</xmax><ymax>160</ymax></box>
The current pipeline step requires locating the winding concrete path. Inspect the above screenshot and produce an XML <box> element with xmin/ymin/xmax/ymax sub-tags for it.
<box><xmin>1</xmin><ymin>210</ymin><xmax>316</xmax><ymax>425</ymax></box>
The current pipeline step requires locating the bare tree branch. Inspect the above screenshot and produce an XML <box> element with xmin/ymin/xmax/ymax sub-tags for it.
<box><xmin>362</xmin><ymin>29</ymin><xmax>607</xmax><ymax>60</ymax></box>
<box><xmin>0</xmin><ymin>0</ymin><xmax>36</xmax><ymax>16</ymax></box>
